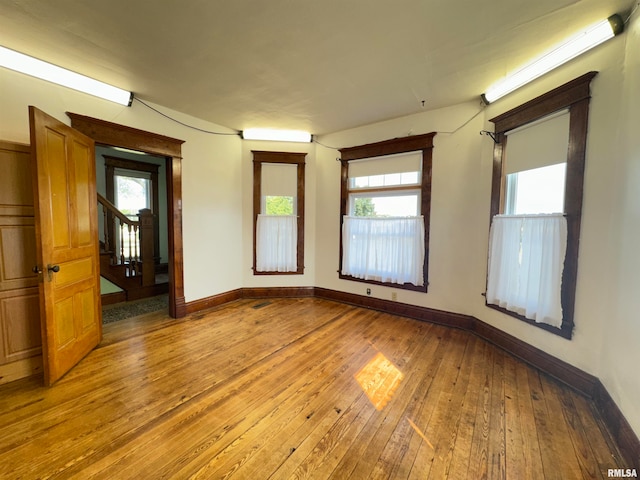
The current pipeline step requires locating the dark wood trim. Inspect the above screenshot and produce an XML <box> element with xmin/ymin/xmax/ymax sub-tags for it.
<box><xmin>336</xmin><ymin>273</ymin><xmax>428</xmax><ymax>292</ymax></box>
<box><xmin>251</xmin><ymin>151</ymin><xmax>306</xmax><ymax>275</ymax></box>
<box><xmin>66</xmin><ymin>112</ymin><xmax>184</xmax><ymax>158</ymax></box>
<box><xmin>314</xmin><ymin>287</ymin><xmax>472</xmax><ymax>329</ymax></box>
<box><xmin>490</xmin><ymin>71</ymin><xmax>598</xmax><ymax>134</ymax></box>
<box><xmin>489</xmin><ymin>134</ymin><xmax>506</xmax><ymax>220</ymax></box>
<box><xmin>243</xmin><ymin>286</ymin><xmax>315</xmax><ymax>298</ymax></box>
<box><xmin>182</xmin><ymin>285</ymin><xmax>638</xmax><ymax>466</ymax></box>
<box><xmin>338</xmin><ymin>133</ymin><xmax>436</xmax><ymax>293</ymax></box>
<box><xmin>487</xmin><ymin>72</ymin><xmax>597</xmax><ymax>339</ymax></box>
<box><xmin>250</xmin><ymin>150</ymin><xmax>306</xmax><ymax>164</ymax></box>
<box><xmin>184</xmin><ymin>289</ymin><xmax>243</xmax><ymax>315</ymax></box>
<box><xmin>594</xmin><ymin>381</ymin><xmax>640</xmax><ymax>467</ymax></box>
<box><xmin>68</xmin><ymin>112</ymin><xmax>186</xmax><ymax>318</ymax></box>
<box><xmin>339</xmin><ymin>133</ymin><xmax>437</xmax><ymax>161</ymax></box>
<box><xmin>100</xmin><ymin>291</ymin><xmax>127</xmax><ymax>306</ymax></box>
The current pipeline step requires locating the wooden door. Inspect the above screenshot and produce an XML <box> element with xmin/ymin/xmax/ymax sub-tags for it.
<box><xmin>0</xmin><ymin>141</ymin><xmax>42</xmax><ymax>384</ymax></box>
<box><xmin>29</xmin><ymin>106</ymin><xmax>102</xmax><ymax>385</ymax></box>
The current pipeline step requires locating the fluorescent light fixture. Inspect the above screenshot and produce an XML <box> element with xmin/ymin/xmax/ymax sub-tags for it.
<box><xmin>0</xmin><ymin>46</ymin><xmax>133</xmax><ymax>106</ymax></box>
<box><xmin>241</xmin><ymin>128</ymin><xmax>312</xmax><ymax>143</ymax></box>
<box><xmin>482</xmin><ymin>14</ymin><xmax>624</xmax><ymax>104</ymax></box>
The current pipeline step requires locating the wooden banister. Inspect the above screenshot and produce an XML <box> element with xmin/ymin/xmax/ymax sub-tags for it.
<box><xmin>97</xmin><ymin>194</ymin><xmax>155</xmax><ymax>289</ymax></box>
<box><xmin>97</xmin><ymin>193</ymin><xmax>139</xmax><ymax>228</ymax></box>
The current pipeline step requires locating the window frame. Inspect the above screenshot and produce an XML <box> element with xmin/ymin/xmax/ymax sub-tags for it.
<box><xmin>487</xmin><ymin>71</ymin><xmax>597</xmax><ymax>339</ymax></box>
<box><xmin>252</xmin><ymin>150</ymin><xmax>306</xmax><ymax>275</ymax></box>
<box><xmin>339</xmin><ymin>133</ymin><xmax>436</xmax><ymax>292</ymax></box>
<box><xmin>348</xmin><ymin>187</ymin><xmax>421</xmax><ymax>218</ymax></box>
<box><xmin>104</xmin><ymin>155</ymin><xmax>161</xmax><ymax>265</ymax></box>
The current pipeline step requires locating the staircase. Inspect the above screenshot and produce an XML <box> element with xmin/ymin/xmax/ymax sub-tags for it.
<box><xmin>98</xmin><ymin>193</ymin><xmax>168</xmax><ymax>302</ymax></box>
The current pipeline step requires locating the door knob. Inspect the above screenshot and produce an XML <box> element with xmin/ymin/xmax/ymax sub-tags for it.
<box><xmin>46</xmin><ymin>264</ymin><xmax>60</xmax><ymax>282</ymax></box>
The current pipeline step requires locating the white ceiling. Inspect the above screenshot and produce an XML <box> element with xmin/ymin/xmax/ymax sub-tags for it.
<box><xmin>0</xmin><ymin>0</ymin><xmax>632</xmax><ymax>135</ymax></box>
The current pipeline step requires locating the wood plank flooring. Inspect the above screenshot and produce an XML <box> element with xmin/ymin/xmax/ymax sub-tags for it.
<box><xmin>0</xmin><ymin>298</ymin><xmax>624</xmax><ymax>479</ymax></box>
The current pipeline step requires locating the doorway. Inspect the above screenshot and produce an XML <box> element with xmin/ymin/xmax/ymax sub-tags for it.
<box><xmin>67</xmin><ymin>112</ymin><xmax>186</xmax><ymax>318</ymax></box>
<box><xmin>97</xmin><ymin>145</ymin><xmax>170</xmax><ymax>314</ymax></box>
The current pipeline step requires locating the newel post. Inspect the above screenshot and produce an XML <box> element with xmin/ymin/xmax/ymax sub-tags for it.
<box><xmin>138</xmin><ymin>208</ymin><xmax>155</xmax><ymax>286</ymax></box>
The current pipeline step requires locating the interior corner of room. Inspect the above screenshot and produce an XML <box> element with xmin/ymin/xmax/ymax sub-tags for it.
<box><xmin>0</xmin><ymin>0</ymin><xmax>638</xmax><ymax>475</ymax></box>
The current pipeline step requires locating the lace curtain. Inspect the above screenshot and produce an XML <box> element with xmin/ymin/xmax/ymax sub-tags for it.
<box><xmin>341</xmin><ymin>216</ymin><xmax>424</xmax><ymax>286</ymax></box>
<box><xmin>256</xmin><ymin>215</ymin><xmax>297</xmax><ymax>272</ymax></box>
<box><xmin>486</xmin><ymin>214</ymin><xmax>567</xmax><ymax>327</ymax></box>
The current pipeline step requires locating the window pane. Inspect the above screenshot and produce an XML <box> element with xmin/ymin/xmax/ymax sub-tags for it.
<box><xmin>385</xmin><ymin>173</ymin><xmax>401</xmax><ymax>186</ymax></box>
<box><xmin>349</xmin><ymin>171</ymin><xmax>420</xmax><ymax>189</ymax></box>
<box><xmin>115</xmin><ymin>175</ymin><xmax>150</xmax><ymax>218</ymax></box>
<box><xmin>265</xmin><ymin>196</ymin><xmax>294</xmax><ymax>215</ymax></box>
<box><xmin>351</xmin><ymin>192</ymin><xmax>419</xmax><ymax>217</ymax></box>
<box><xmin>505</xmin><ymin>163</ymin><xmax>566</xmax><ymax>215</ymax></box>
<box><xmin>401</xmin><ymin>171</ymin><xmax>419</xmax><ymax>184</ymax></box>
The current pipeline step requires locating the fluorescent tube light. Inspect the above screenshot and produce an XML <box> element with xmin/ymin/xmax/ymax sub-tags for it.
<box><xmin>0</xmin><ymin>46</ymin><xmax>133</xmax><ymax>106</ymax></box>
<box><xmin>241</xmin><ymin>128</ymin><xmax>312</xmax><ymax>143</ymax></box>
<box><xmin>482</xmin><ymin>14</ymin><xmax>624</xmax><ymax>104</ymax></box>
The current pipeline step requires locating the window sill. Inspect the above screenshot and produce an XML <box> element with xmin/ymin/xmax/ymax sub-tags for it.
<box><xmin>339</xmin><ymin>273</ymin><xmax>427</xmax><ymax>293</ymax></box>
<box><xmin>485</xmin><ymin>302</ymin><xmax>573</xmax><ymax>339</ymax></box>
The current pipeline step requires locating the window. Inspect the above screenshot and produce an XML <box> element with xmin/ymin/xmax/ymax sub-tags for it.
<box><xmin>114</xmin><ymin>169</ymin><xmax>152</xmax><ymax>219</ymax></box>
<box><xmin>486</xmin><ymin>72</ymin><xmax>597</xmax><ymax>339</ymax></box>
<box><xmin>104</xmin><ymin>156</ymin><xmax>161</xmax><ymax>265</ymax></box>
<box><xmin>339</xmin><ymin>133</ymin><xmax>436</xmax><ymax>292</ymax></box>
<box><xmin>505</xmin><ymin>163</ymin><xmax>566</xmax><ymax>215</ymax></box>
<box><xmin>252</xmin><ymin>151</ymin><xmax>306</xmax><ymax>274</ymax></box>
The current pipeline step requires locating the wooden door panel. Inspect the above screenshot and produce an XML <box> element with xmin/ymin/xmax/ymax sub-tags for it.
<box><xmin>0</xmin><ymin>141</ymin><xmax>42</xmax><ymax>383</ymax></box>
<box><xmin>0</xmin><ymin>221</ymin><xmax>38</xmax><ymax>290</ymax></box>
<box><xmin>29</xmin><ymin>106</ymin><xmax>102</xmax><ymax>385</ymax></box>
<box><xmin>71</xmin><ymin>139</ymin><xmax>94</xmax><ymax>247</ymax></box>
<box><xmin>0</xmin><ymin>289</ymin><xmax>41</xmax><ymax>363</ymax></box>
<box><xmin>0</xmin><ymin>142</ymin><xmax>34</xmax><ymax>217</ymax></box>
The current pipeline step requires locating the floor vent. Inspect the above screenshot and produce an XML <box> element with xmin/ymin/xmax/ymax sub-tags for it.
<box><xmin>252</xmin><ymin>301</ymin><xmax>271</xmax><ymax>309</ymax></box>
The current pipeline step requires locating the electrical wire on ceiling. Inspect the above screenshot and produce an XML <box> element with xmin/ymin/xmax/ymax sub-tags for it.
<box><xmin>435</xmin><ymin>103</ymin><xmax>486</xmax><ymax>135</ymax></box>
<box><xmin>322</xmin><ymin>103</ymin><xmax>487</xmax><ymax>155</ymax></box>
<box><xmin>133</xmin><ymin>97</ymin><xmax>241</xmax><ymax>136</ymax></box>
<box><xmin>624</xmin><ymin>1</ymin><xmax>639</xmax><ymax>24</ymax></box>
<box><xmin>133</xmin><ymin>95</ymin><xmax>485</xmax><ymax>146</ymax></box>
<box><xmin>312</xmin><ymin>137</ymin><xmax>342</xmax><ymax>150</ymax></box>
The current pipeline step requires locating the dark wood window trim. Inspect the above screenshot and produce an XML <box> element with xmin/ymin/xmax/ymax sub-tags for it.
<box><xmin>67</xmin><ymin>112</ymin><xmax>187</xmax><ymax>318</ymax></box>
<box><xmin>252</xmin><ymin>150</ymin><xmax>306</xmax><ymax>275</ymax></box>
<box><xmin>487</xmin><ymin>71</ymin><xmax>597</xmax><ymax>339</ymax></box>
<box><xmin>338</xmin><ymin>133</ymin><xmax>436</xmax><ymax>293</ymax></box>
<box><xmin>103</xmin><ymin>155</ymin><xmax>161</xmax><ymax>266</ymax></box>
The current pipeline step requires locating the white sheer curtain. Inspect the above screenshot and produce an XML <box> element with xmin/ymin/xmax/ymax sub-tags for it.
<box><xmin>256</xmin><ymin>215</ymin><xmax>297</xmax><ymax>272</ymax></box>
<box><xmin>341</xmin><ymin>216</ymin><xmax>424</xmax><ymax>286</ymax></box>
<box><xmin>486</xmin><ymin>214</ymin><xmax>567</xmax><ymax>327</ymax></box>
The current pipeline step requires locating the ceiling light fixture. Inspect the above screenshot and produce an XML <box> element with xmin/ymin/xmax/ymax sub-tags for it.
<box><xmin>0</xmin><ymin>46</ymin><xmax>133</xmax><ymax>106</ymax></box>
<box><xmin>241</xmin><ymin>128</ymin><xmax>312</xmax><ymax>143</ymax></box>
<box><xmin>481</xmin><ymin>14</ymin><xmax>624</xmax><ymax>104</ymax></box>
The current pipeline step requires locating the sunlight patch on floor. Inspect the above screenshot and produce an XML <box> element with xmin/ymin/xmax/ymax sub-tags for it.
<box><xmin>354</xmin><ymin>351</ymin><xmax>404</xmax><ymax>410</ymax></box>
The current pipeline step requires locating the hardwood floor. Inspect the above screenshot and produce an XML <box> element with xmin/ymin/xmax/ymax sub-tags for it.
<box><xmin>0</xmin><ymin>298</ymin><xmax>624</xmax><ymax>479</ymax></box>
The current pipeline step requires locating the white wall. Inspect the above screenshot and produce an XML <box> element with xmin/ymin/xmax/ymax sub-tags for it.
<box><xmin>0</xmin><ymin>67</ymin><xmax>245</xmax><ymax>303</ymax></box>
<box><xmin>314</xmin><ymin>101</ymin><xmax>488</xmax><ymax>315</ymax></box>
<box><xmin>599</xmin><ymin>8</ymin><xmax>640</xmax><ymax>440</ymax></box>
<box><xmin>315</xmin><ymin>19</ymin><xmax>639</xmax><ymax>437</ymax></box>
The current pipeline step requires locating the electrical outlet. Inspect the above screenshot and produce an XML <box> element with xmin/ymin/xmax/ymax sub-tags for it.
<box><xmin>366</xmin><ymin>288</ymin><xmax>371</xmax><ymax>295</ymax></box>
<box><xmin>391</xmin><ymin>292</ymin><xmax>397</xmax><ymax>301</ymax></box>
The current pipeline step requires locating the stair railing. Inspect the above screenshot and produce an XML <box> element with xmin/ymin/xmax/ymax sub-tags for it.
<box><xmin>97</xmin><ymin>193</ymin><xmax>154</xmax><ymax>286</ymax></box>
